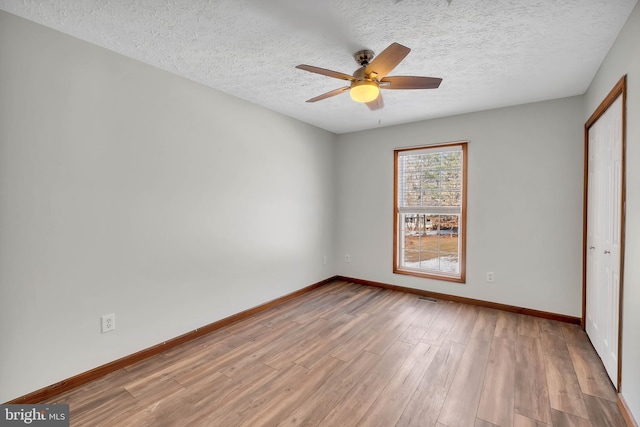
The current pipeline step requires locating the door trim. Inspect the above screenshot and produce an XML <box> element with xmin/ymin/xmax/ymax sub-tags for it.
<box><xmin>583</xmin><ymin>75</ymin><xmax>627</xmax><ymax>390</ymax></box>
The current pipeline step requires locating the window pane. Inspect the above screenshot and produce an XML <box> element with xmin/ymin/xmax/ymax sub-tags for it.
<box><xmin>398</xmin><ymin>150</ymin><xmax>463</xmax><ymax>210</ymax></box>
<box><xmin>399</xmin><ymin>213</ymin><xmax>460</xmax><ymax>274</ymax></box>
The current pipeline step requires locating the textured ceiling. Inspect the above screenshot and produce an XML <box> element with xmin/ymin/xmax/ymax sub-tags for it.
<box><xmin>0</xmin><ymin>0</ymin><xmax>637</xmax><ymax>134</ymax></box>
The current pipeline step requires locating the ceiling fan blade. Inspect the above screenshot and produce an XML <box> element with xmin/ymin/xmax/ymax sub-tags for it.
<box><xmin>364</xmin><ymin>42</ymin><xmax>410</xmax><ymax>79</ymax></box>
<box><xmin>366</xmin><ymin>93</ymin><xmax>384</xmax><ymax>110</ymax></box>
<box><xmin>306</xmin><ymin>86</ymin><xmax>350</xmax><ymax>103</ymax></box>
<box><xmin>380</xmin><ymin>76</ymin><xmax>442</xmax><ymax>90</ymax></box>
<box><xmin>296</xmin><ymin>65</ymin><xmax>355</xmax><ymax>81</ymax></box>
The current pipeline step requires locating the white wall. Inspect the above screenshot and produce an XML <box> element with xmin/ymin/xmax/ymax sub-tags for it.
<box><xmin>584</xmin><ymin>2</ymin><xmax>640</xmax><ymax>422</ymax></box>
<box><xmin>335</xmin><ymin>96</ymin><xmax>585</xmax><ymax>316</ymax></box>
<box><xmin>0</xmin><ymin>11</ymin><xmax>336</xmax><ymax>402</ymax></box>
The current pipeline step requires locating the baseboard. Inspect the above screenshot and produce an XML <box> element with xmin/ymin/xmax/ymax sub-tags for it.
<box><xmin>6</xmin><ymin>275</ymin><xmax>338</xmax><ymax>404</ymax></box>
<box><xmin>619</xmin><ymin>393</ymin><xmax>639</xmax><ymax>427</ymax></box>
<box><xmin>337</xmin><ymin>276</ymin><xmax>581</xmax><ymax>324</ymax></box>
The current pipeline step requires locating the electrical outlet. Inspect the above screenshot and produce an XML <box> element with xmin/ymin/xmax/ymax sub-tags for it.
<box><xmin>101</xmin><ymin>313</ymin><xmax>115</xmax><ymax>333</ymax></box>
<box><xmin>323</xmin><ymin>255</ymin><xmax>327</xmax><ymax>265</ymax></box>
<box><xmin>486</xmin><ymin>272</ymin><xmax>495</xmax><ymax>283</ymax></box>
<box><xmin>345</xmin><ymin>254</ymin><xmax>351</xmax><ymax>263</ymax></box>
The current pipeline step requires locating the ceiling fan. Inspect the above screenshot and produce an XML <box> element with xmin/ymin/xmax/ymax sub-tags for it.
<box><xmin>296</xmin><ymin>42</ymin><xmax>442</xmax><ymax>110</ymax></box>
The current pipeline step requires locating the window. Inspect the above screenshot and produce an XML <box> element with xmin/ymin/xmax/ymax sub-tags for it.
<box><xmin>394</xmin><ymin>142</ymin><xmax>467</xmax><ymax>282</ymax></box>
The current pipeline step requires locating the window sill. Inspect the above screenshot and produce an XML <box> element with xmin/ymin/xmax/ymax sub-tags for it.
<box><xmin>393</xmin><ymin>267</ymin><xmax>465</xmax><ymax>284</ymax></box>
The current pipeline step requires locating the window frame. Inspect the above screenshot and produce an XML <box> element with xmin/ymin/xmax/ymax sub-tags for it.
<box><xmin>393</xmin><ymin>141</ymin><xmax>467</xmax><ymax>283</ymax></box>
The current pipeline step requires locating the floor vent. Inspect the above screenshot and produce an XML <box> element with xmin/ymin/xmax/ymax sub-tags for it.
<box><xmin>418</xmin><ymin>296</ymin><xmax>438</xmax><ymax>303</ymax></box>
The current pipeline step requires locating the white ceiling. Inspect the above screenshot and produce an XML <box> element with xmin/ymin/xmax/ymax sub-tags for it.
<box><xmin>0</xmin><ymin>0</ymin><xmax>636</xmax><ymax>134</ymax></box>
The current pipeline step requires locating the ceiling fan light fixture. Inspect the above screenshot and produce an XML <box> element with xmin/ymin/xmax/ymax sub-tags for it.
<box><xmin>349</xmin><ymin>80</ymin><xmax>380</xmax><ymax>103</ymax></box>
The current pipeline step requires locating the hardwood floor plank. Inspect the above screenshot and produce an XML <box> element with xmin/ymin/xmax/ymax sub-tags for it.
<box><xmin>387</xmin><ymin>291</ymin><xmax>420</xmax><ymax>311</ymax></box>
<box><xmin>239</xmin><ymin>356</ymin><xmax>344</xmax><ymax>427</ymax></box>
<box><xmin>323</xmin><ymin>285</ymin><xmax>382</xmax><ymax>317</ymax></box>
<box><xmin>319</xmin><ymin>341</ymin><xmax>415</xmax><ymax>426</ymax></box>
<box><xmin>494</xmin><ymin>310</ymin><xmax>518</xmax><ymax>341</ymax></box>
<box><xmin>204</xmin><ymin>363</ymin><xmax>310</xmax><ymax>426</ymax></box>
<box><xmin>123</xmin><ymin>331</ymin><xmax>247</xmax><ymax>381</ymax></box>
<box><xmin>550</xmin><ymin>409</ymin><xmax>593</xmax><ymax>427</ymax></box>
<box><xmin>330</xmin><ymin>310</ymin><xmax>397</xmax><ymax>361</ymax></box>
<box><xmin>561</xmin><ymin>323</ymin><xmax>594</xmax><ymax>350</ymax></box>
<box><xmin>224</xmin><ymin>318</ymin><xmax>272</xmax><ymax>340</ymax></box>
<box><xmin>322</xmin><ymin>285</ymin><xmax>384</xmax><ymax>318</ymax></box>
<box><xmin>396</xmin><ymin>339</ymin><xmax>466</xmax><ymax>427</ymax></box>
<box><xmin>288</xmin><ymin>291</ymin><xmax>352</xmax><ymax>325</ymax></box>
<box><xmin>447</xmin><ymin>304</ymin><xmax>480</xmax><ymax>344</ymax></box>
<box><xmin>515</xmin><ymin>335</ymin><xmax>552</xmax><ymax>424</ymax></box>
<box><xmin>513</xmin><ymin>413</ymin><xmax>550</xmax><ymax>427</ymax></box>
<box><xmin>264</xmin><ymin>318</ymin><xmax>336</xmax><ymax>370</ymax></box>
<box><xmin>256</xmin><ymin>287</ymin><xmax>340</xmax><ymax>328</ymax></box>
<box><xmin>177</xmin><ymin>371</ymin><xmax>233</xmax><ymax>405</ymax></box>
<box><xmin>477</xmin><ymin>336</ymin><xmax>516</xmax><ymax>427</ymax></box>
<box><xmin>543</xmin><ymin>333</ymin><xmax>589</xmax><ymax>419</ymax></box>
<box><xmin>567</xmin><ymin>343</ymin><xmax>617</xmax><ymax>401</ymax></box>
<box><xmin>356</xmin><ymin>288</ymin><xmax>399</xmax><ymax>314</ymax></box>
<box><xmin>583</xmin><ymin>394</ymin><xmax>628</xmax><ymax>427</ymax></box>
<box><xmin>221</xmin><ymin>319</ymin><xmax>305</xmax><ymax>368</ymax></box>
<box><xmin>357</xmin><ymin>342</ymin><xmax>438</xmax><ymax>426</ymax></box>
<box><xmin>318</xmin><ymin>287</ymin><xmax>377</xmax><ymax>319</ymax></box>
<box><xmin>123</xmin><ymin>375</ymin><xmax>185</xmax><ymax>402</ymax></box>
<box><xmin>470</xmin><ymin>307</ymin><xmax>498</xmax><ymax>342</ymax></box>
<box><xmin>107</xmin><ymin>388</ymin><xmax>194</xmax><ymax>426</ymax></box>
<box><xmin>421</xmin><ymin>301</ymin><xmax>462</xmax><ymax>346</ymax></box>
<box><xmin>437</xmin><ymin>338</ymin><xmax>492</xmax><ymax>427</ymax></box>
<box><xmin>69</xmin><ymin>388</ymin><xmax>138</xmax><ymax>426</ymax></box>
<box><xmin>517</xmin><ymin>314</ymin><xmax>541</xmax><ymax>338</ymax></box>
<box><xmin>475</xmin><ymin>419</ymin><xmax>500</xmax><ymax>427</ymax></box>
<box><xmin>408</xmin><ymin>298</ymin><xmax>444</xmax><ymax>328</ymax></box>
<box><xmin>180</xmin><ymin>375</ymin><xmax>240</xmax><ymax>415</ymax></box>
<box><xmin>363</xmin><ymin>306</ymin><xmax>419</xmax><ymax>355</ymax></box>
<box><xmin>276</xmin><ymin>350</ymin><xmax>380</xmax><ymax>426</ymax></box>
<box><xmin>538</xmin><ymin>317</ymin><xmax>565</xmax><ymax>337</ymax></box>
<box><xmin>325</xmin><ymin>312</ymin><xmax>366</xmax><ymax>341</ymax></box>
<box><xmin>42</xmin><ymin>368</ymin><xmax>134</xmax><ymax>407</ymax></box>
<box><xmin>191</xmin><ymin>361</ymin><xmax>282</xmax><ymax>423</ymax></box>
<box><xmin>294</xmin><ymin>313</ymin><xmax>370</xmax><ymax>369</ymax></box>
<box><xmin>397</xmin><ymin>324</ymin><xmax>427</xmax><ymax>345</ymax></box>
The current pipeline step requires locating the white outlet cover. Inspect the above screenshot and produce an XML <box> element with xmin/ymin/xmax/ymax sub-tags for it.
<box><xmin>101</xmin><ymin>313</ymin><xmax>115</xmax><ymax>333</ymax></box>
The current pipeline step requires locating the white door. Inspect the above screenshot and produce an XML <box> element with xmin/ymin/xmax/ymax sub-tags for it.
<box><xmin>585</xmin><ymin>95</ymin><xmax>623</xmax><ymax>388</ymax></box>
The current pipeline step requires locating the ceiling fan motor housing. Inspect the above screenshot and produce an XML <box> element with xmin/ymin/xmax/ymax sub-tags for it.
<box><xmin>353</xmin><ymin>49</ymin><xmax>375</xmax><ymax>66</ymax></box>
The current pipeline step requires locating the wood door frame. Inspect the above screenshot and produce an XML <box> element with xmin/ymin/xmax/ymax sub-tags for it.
<box><xmin>582</xmin><ymin>75</ymin><xmax>627</xmax><ymax>391</ymax></box>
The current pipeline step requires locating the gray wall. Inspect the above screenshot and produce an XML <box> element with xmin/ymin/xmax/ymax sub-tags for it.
<box><xmin>0</xmin><ymin>11</ymin><xmax>337</xmax><ymax>402</ymax></box>
<box><xmin>335</xmin><ymin>96</ymin><xmax>585</xmax><ymax>316</ymax></box>
<box><xmin>584</xmin><ymin>2</ymin><xmax>640</xmax><ymax>421</ymax></box>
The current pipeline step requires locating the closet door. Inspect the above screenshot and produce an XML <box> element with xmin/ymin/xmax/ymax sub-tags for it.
<box><xmin>585</xmin><ymin>95</ymin><xmax>623</xmax><ymax>388</ymax></box>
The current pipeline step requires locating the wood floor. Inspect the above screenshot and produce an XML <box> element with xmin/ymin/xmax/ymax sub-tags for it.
<box><xmin>44</xmin><ymin>280</ymin><xmax>626</xmax><ymax>427</ymax></box>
